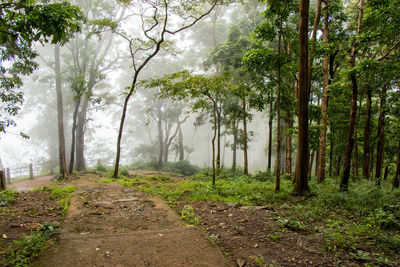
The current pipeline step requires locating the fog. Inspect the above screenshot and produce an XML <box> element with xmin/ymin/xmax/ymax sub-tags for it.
<box><xmin>0</xmin><ymin>0</ymin><xmax>280</xmax><ymax>178</ymax></box>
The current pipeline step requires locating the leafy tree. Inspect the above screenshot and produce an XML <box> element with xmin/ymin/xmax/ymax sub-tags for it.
<box><xmin>112</xmin><ymin>0</ymin><xmax>223</xmax><ymax>178</ymax></box>
<box><xmin>0</xmin><ymin>0</ymin><xmax>84</xmax><ymax>134</ymax></box>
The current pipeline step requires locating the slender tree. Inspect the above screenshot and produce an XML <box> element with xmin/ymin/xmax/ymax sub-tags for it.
<box><xmin>317</xmin><ymin>0</ymin><xmax>330</xmax><ymax>183</ymax></box>
<box><xmin>294</xmin><ymin>0</ymin><xmax>310</xmax><ymax>195</ymax></box>
<box><xmin>340</xmin><ymin>0</ymin><xmax>364</xmax><ymax>191</ymax></box>
<box><xmin>112</xmin><ymin>0</ymin><xmax>219</xmax><ymax>178</ymax></box>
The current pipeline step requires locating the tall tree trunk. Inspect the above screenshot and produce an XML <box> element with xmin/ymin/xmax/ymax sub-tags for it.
<box><xmin>362</xmin><ymin>86</ymin><xmax>372</xmax><ymax>179</ymax></box>
<box><xmin>75</xmin><ymin>94</ymin><xmax>89</xmax><ymax>171</ymax></box>
<box><xmin>69</xmin><ymin>96</ymin><xmax>81</xmax><ymax>174</ymax></box>
<box><xmin>308</xmin><ymin>150</ymin><xmax>315</xmax><ymax>180</ymax></box>
<box><xmin>340</xmin><ymin>0</ymin><xmax>364</xmax><ymax>191</ymax></box>
<box><xmin>232</xmin><ymin>118</ymin><xmax>237</xmax><ymax>173</ymax></box>
<box><xmin>178</xmin><ymin>125</ymin><xmax>184</xmax><ymax>161</ymax></box>
<box><xmin>157</xmin><ymin>106</ymin><xmax>163</xmax><ymax>169</ymax></box>
<box><xmin>216</xmin><ymin>99</ymin><xmax>221</xmax><ymax>173</ymax></box>
<box><xmin>285</xmin><ymin>114</ymin><xmax>293</xmax><ymax>174</ymax></box>
<box><xmin>329</xmin><ymin>128</ymin><xmax>334</xmax><ymax>177</ymax></box>
<box><xmin>336</xmin><ymin>154</ymin><xmax>342</xmax><ymax>176</ymax></box>
<box><xmin>55</xmin><ymin>45</ymin><xmax>68</xmax><ymax>178</ymax></box>
<box><xmin>352</xmin><ymin>90</ymin><xmax>363</xmax><ymax>180</ymax></box>
<box><xmin>212</xmin><ymin>100</ymin><xmax>217</xmax><ymax>187</ymax></box>
<box><xmin>317</xmin><ymin>4</ymin><xmax>329</xmax><ymax>183</ymax></box>
<box><xmin>370</xmin><ymin>137</ymin><xmax>375</xmax><ymax>179</ymax></box>
<box><xmin>294</xmin><ymin>0</ymin><xmax>310</xmax><ymax>195</ymax></box>
<box><xmin>307</xmin><ymin>0</ymin><xmax>322</xmax><ymax>93</ymax></box>
<box><xmin>242</xmin><ymin>98</ymin><xmax>248</xmax><ymax>175</ymax></box>
<box><xmin>268</xmin><ymin>100</ymin><xmax>273</xmax><ymax>170</ymax></box>
<box><xmin>383</xmin><ymin>165</ymin><xmax>389</xmax><ymax>181</ymax></box>
<box><xmin>375</xmin><ymin>83</ymin><xmax>388</xmax><ymax>186</ymax></box>
<box><xmin>393</xmin><ymin>140</ymin><xmax>400</xmax><ymax>188</ymax></box>
<box><xmin>275</xmin><ymin>22</ymin><xmax>282</xmax><ymax>191</ymax></box>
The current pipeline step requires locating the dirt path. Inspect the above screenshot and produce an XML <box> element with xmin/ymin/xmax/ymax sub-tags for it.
<box><xmin>30</xmin><ymin>174</ymin><xmax>229</xmax><ymax>267</ymax></box>
<box><xmin>9</xmin><ymin>175</ymin><xmax>53</xmax><ymax>192</ymax></box>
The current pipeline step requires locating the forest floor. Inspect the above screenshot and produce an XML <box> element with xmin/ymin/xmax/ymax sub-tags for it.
<box><xmin>1</xmin><ymin>172</ymin><xmax>228</xmax><ymax>267</ymax></box>
<box><xmin>1</xmin><ymin>171</ymin><xmax>399</xmax><ymax>266</ymax></box>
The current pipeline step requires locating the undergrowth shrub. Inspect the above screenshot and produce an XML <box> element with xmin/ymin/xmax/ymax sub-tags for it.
<box><xmin>0</xmin><ymin>222</ymin><xmax>59</xmax><ymax>266</ymax></box>
<box><xmin>181</xmin><ymin>205</ymin><xmax>201</xmax><ymax>225</ymax></box>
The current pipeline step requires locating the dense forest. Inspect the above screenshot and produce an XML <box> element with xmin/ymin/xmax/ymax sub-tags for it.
<box><xmin>1</xmin><ymin>0</ymin><xmax>400</xmax><ymax>266</ymax></box>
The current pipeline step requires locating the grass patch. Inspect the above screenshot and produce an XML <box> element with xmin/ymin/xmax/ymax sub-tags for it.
<box><xmin>141</xmin><ymin>174</ymin><xmax>292</xmax><ymax>207</ymax></box>
<box><xmin>138</xmin><ymin>171</ymin><xmax>400</xmax><ymax>259</ymax></box>
<box><xmin>34</xmin><ymin>186</ymin><xmax>75</xmax><ymax>216</ymax></box>
<box><xmin>0</xmin><ymin>190</ymin><xmax>18</xmax><ymax>206</ymax></box>
<box><xmin>0</xmin><ymin>222</ymin><xmax>59</xmax><ymax>267</ymax></box>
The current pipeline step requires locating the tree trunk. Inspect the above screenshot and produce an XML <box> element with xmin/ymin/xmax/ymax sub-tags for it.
<box><xmin>307</xmin><ymin>0</ymin><xmax>322</xmax><ymax>93</ymax></box>
<box><xmin>285</xmin><ymin>114</ymin><xmax>293</xmax><ymax>174</ymax></box>
<box><xmin>178</xmin><ymin>125</ymin><xmax>184</xmax><ymax>161</ymax></box>
<box><xmin>383</xmin><ymin>165</ymin><xmax>389</xmax><ymax>181</ymax></box>
<box><xmin>75</xmin><ymin>94</ymin><xmax>88</xmax><ymax>171</ymax></box>
<box><xmin>362</xmin><ymin>86</ymin><xmax>372</xmax><ymax>179</ymax></box>
<box><xmin>336</xmin><ymin>155</ymin><xmax>341</xmax><ymax>176</ymax></box>
<box><xmin>375</xmin><ymin>83</ymin><xmax>388</xmax><ymax>187</ymax></box>
<box><xmin>216</xmin><ymin>98</ymin><xmax>221</xmax><ymax>173</ymax></box>
<box><xmin>0</xmin><ymin>171</ymin><xmax>5</xmax><ymax>191</ymax></box>
<box><xmin>55</xmin><ymin>45</ymin><xmax>68</xmax><ymax>178</ymax></box>
<box><xmin>370</xmin><ymin>137</ymin><xmax>375</xmax><ymax>179</ymax></box>
<box><xmin>157</xmin><ymin>106</ymin><xmax>164</xmax><ymax>169</ymax></box>
<box><xmin>340</xmin><ymin>0</ymin><xmax>364</xmax><ymax>191</ymax></box>
<box><xmin>232</xmin><ymin>118</ymin><xmax>237</xmax><ymax>173</ymax></box>
<box><xmin>275</xmin><ymin>23</ymin><xmax>282</xmax><ymax>191</ymax></box>
<box><xmin>294</xmin><ymin>0</ymin><xmax>310</xmax><ymax>195</ymax></box>
<box><xmin>317</xmin><ymin>4</ymin><xmax>329</xmax><ymax>183</ymax></box>
<box><xmin>352</xmin><ymin>89</ymin><xmax>363</xmax><ymax>180</ymax></box>
<box><xmin>393</xmin><ymin>140</ymin><xmax>400</xmax><ymax>188</ymax></box>
<box><xmin>212</xmin><ymin>99</ymin><xmax>217</xmax><ymax>187</ymax></box>
<box><xmin>242</xmin><ymin>98</ymin><xmax>248</xmax><ymax>175</ymax></box>
<box><xmin>69</xmin><ymin>96</ymin><xmax>81</xmax><ymax>174</ymax></box>
<box><xmin>329</xmin><ymin>126</ymin><xmax>334</xmax><ymax>177</ymax></box>
<box><xmin>308</xmin><ymin>150</ymin><xmax>315</xmax><ymax>180</ymax></box>
<box><xmin>268</xmin><ymin>100</ymin><xmax>273</xmax><ymax>170</ymax></box>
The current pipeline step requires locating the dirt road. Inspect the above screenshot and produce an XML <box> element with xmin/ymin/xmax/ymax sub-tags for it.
<box><xmin>9</xmin><ymin>175</ymin><xmax>53</xmax><ymax>192</ymax></box>
<box><xmin>27</xmin><ymin>174</ymin><xmax>229</xmax><ymax>266</ymax></box>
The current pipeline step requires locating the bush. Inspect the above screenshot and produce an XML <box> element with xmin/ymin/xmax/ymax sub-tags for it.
<box><xmin>95</xmin><ymin>164</ymin><xmax>107</xmax><ymax>173</ymax></box>
<box><xmin>163</xmin><ymin>161</ymin><xmax>200</xmax><ymax>176</ymax></box>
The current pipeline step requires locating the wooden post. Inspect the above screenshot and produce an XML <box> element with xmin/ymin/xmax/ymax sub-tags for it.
<box><xmin>29</xmin><ymin>164</ymin><xmax>34</xmax><ymax>180</ymax></box>
<box><xmin>0</xmin><ymin>170</ymin><xmax>6</xmax><ymax>190</ymax></box>
<box><xmin>6</xmin><ymin>168</ymin><xmax>10</xmax><ymax>184</ymax></box>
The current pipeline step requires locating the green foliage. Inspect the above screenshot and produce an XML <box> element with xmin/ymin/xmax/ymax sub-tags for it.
<box><xmin>38</xmin><ymin>186</ymin><xmax>76</xmax><ymax>216</ymax></box>
<box><xmin>131</xmin><ymin>160</ymin><xmax>201</xmax><ymax>177</ymax></box>
<box><xmin>119</xmin><ymin>167</ymin><xmax>130</xmax><ymax>177</ymax></box>
<box><xmin>275</xmin><ymin>216</ymin><xmax>307</xmax><ymax>232</ymax></box>
<box><xmin>142</xmin><ymin>173</ymin><xmax>292</xmax><ymax>207</ymax></box>
<box><xmin>0</xmin><ymin>1</ymin><xmax>84</xmax><ymax>132</ymax></box>
<box><xmin>267</xmin><ymin>229</ymin><xmax>285</xmax><ymax>242</ymax></box>
<box><xmin>95</xmin><ymin>164</ymin><xmax>108</xmax><ymax>173</ymax></box>
<box><xmin>162</xmin><ymin>161</ymin><xmax>200</xmax><ymax>176</ymax></box>
<box><xmin>0</xmin><ymin>190</ymin><xmax>18</xmax><ymax>206</ymax></box>
<box><xmin>0</xmin><ymin>222</ymin><xmax>59</xmax><ymax>267</ymax></box>
<box><xmin>180</xmin><ymin>205</ymin><xmax>201</xmax><ymax>225</ymax></box>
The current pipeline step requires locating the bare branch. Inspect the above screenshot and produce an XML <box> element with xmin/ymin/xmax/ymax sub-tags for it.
<box><xmin>165</xmin><ymin>1</ymin><xmax>217</xmax><ymax>35</ymax></box>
